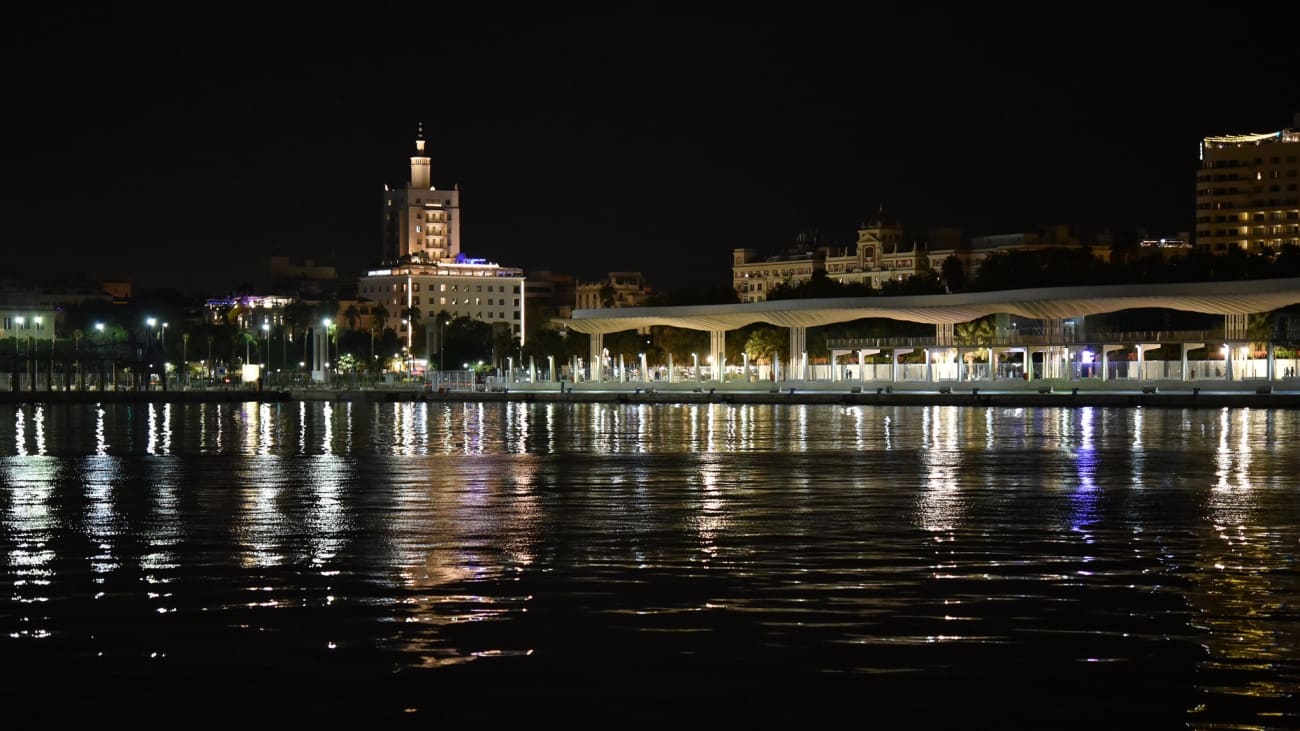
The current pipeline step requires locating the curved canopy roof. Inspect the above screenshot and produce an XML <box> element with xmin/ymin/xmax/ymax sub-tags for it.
<box><xmin>562</xmin><ymin>278</ymin><xmax>1300</xmax><ymax>334</ymax></box>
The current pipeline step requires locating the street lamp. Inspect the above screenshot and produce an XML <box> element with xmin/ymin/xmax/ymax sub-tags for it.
<box><xmin>144</xmin><ymin>317</ymin><xmax>158</xmax><ymax>390</ymax></box>
<box><xmin>161</xmin><ymin>323</ymin><xmax>169</xmax><ymax>391</ymax></box>
<box><xmin>261</xmin><ymin>321</ymin><xmax>270</xmax><ymax>374</ymax></box>
<box><xmin>94</xmin><ymin>322</ymin><xmax>107</xmax><ymax>391</ymax></box>
<box><xmin>322</xmin><ymin>318</ymin><xmax>333</xmax><ymax>383</ymax></box>
<box><xmin>34</xmin><ymin>316</ymin><xmax>45</xmax><ymax>390</ymax></box>
<box><xmin>439</xmin><ymin>319</ymin><xmax>450</xmax><ymax>370</ymax></box>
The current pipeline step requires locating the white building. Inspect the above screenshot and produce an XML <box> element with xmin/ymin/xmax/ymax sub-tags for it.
<box><xmin>359</xmin><ymin>259</ymin><xmax>525</xmax><ymax>346</ymax></box>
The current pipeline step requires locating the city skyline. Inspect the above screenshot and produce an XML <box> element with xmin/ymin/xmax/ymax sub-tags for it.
<box><xmin>4</xmin><ymin>6</ymin><xmax>1297</xmax><ymax>296</ymax></box>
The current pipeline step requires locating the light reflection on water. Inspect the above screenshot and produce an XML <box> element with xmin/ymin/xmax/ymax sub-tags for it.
<box><xmin>0</xmin><ymin>401</ymin><xmax>1296</xmax><ymax>726</ymax></box>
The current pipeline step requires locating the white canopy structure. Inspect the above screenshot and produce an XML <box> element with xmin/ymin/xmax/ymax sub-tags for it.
<box><xmin>563</xmin><ymin>278</ymin><xmax>1300</xmax><ymax>334</ymax></box>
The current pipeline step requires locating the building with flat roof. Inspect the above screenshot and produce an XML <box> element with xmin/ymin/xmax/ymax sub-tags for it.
<box><xmin>1195</xmin><ymin>114</ymin><xmax>1300</xmax><ymax>254</ymax></box>
<box><xmin>359</xmin><ymin>257</ymin><xmax>524</xmax><ymax>347</ymax></box>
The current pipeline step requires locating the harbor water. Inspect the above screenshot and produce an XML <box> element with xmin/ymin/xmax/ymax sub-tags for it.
<box><xmin>1</xmin><ymin>401</ymin><xmax>1297</xmax><ymax>727</ymax></box>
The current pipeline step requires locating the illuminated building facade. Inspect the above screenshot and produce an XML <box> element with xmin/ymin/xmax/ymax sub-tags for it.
<box><xmin>733</xmin><ymin>210</ymin><xmax>964</xmax><ymax>302</ymax></box>
<box><xmin>361</xmin><ymin>126</ymin><xmax>527</xmax><ymax>348</ymax></box>
<box><xmin>575</xmin><ymin>272</ymin><xmax>653</xmax><ymax>309</ymax></box>
<box><xmin>1196</xmin><ymin>115</ymin><xmax>1300</xmax><ymax>254</ymax></box>
<box><xmin>382</xmin><ymin>124</ymin><xmax>461</xmax><ymax>264</ymax></box>
<box><xmin>358</xmin><ymin>259</ymin><xmax>525</xmax><ymax>345</ymax></box>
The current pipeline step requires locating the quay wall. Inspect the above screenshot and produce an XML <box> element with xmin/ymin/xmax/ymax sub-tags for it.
<box><xmin>1</xmin><ymin>380</ymin><xmax>1298</xmax><ymax>410</ymax></box>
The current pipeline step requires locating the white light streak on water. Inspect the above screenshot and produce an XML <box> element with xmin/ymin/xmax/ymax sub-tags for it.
<box><xmin>14</xmin><ymin>406</ymin><xmax>27</xmax><ymax>456</ymax></box>
<box><xmin>95</xmin><ymin>405</ymin><xmax>107</xmax><ymax>455</ymax></box>
<box><xmin>33</xmin><ymin>405</ymin><xmax>45</xmax><ymax>456</ymax></box>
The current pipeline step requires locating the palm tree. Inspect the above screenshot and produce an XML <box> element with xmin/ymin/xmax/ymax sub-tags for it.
<box><xmin>955</xmin><ymin>317</ymin><xmax>996</xmax><ymax>375</ymax></box>
<box><xmin>344</xmin><ymin>304</ymin><xmax>360</xmax><ymax>331</ymax></box>
<box><xmin>1247</xmin><ymin>311</ymin><xmax>1275</xmax><ymax>358</ymax></box>
<box><xmin>954</xmin><ymin>317</ymin><xmax>995</xmax><ymax>347</ymax></box>
<box><xmin>744</xmin><ymin>326</ymin><xmax>786</xmax><ymax>364</ymax></box>
<box><xmin>371</xmin><ymin>302</ymin><xmax>390</xmax><ymax>334</ymax></box>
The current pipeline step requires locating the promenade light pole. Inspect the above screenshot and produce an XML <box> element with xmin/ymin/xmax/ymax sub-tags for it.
<box><xmin>33</xmin><ymin>316</ymin><xmax>44</xmax><ymax>391</ymax></box>
<box><xmin>161</xmin><ymin>322</ymin><xmax>168</xmax><ymax>390</ymax></box>
<box><xmin>95</xmin><ymin>322</ymin><xmax>105</xmax><ymax>391</ymax></box>
<box><xmin>47</xmin><ymin>319</ymin><xmax>55</xmax><ymax>392</ymax></box>
<box><xmin>73</xmin><ymin>328</ymin><xmax>81</xmax><ymax>391</ymax></box>
<box><xmin>261</xmin><ymin>321</ymin><xmax>270</xmax><ymax>374</ymax></box>
<box><xmin>13</xmin><ymin>316</ymin><xmax>24</xmax><ymax>391</ymax></box>
<box><xmin>440</xmin><ymin>319</ymin><xmax>450</xmax><ymax>370</ymax></box>
<box><xmin>322</xmin><ymin>318</ymin><xmax>333</xmax><ymax>386</ymax></box>
<box><xmin>402</xmin><ymin>319</ymin><xmax>411</xmax><ymax>376</ymax></box>
<box><xmin>146</xmin><ymin>317</ymin><xmax>157</xmax><ymax>389</ymax></box>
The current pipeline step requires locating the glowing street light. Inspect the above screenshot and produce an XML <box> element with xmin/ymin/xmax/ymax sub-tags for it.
<box><xmin>261</xmin><ymin>321</ymin><xmax>270</xmax><ymax>372</ymax></box>
<box><xmin>321</xmin><ymin>318</ymin><xmax>334</xmax><ymax>382</ymax></box>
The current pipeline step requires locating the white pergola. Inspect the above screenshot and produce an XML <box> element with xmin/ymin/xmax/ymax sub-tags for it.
<box><xmin>559</xmin><ymin>278</ymin><xmax>1300</xmax><ymax>383</ymax></box>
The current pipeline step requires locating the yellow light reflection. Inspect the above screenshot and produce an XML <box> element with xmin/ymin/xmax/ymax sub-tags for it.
<box><xmin>918</xmin><ymin>407</ymin><xmax>962</xmax><ymax>534</ymax></box>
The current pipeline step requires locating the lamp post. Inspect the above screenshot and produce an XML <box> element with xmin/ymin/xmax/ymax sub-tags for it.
<box><xmin>161</xmin><ymin>322</ymin><xmax>169</xmax><ymax>391</ymax></box>
<box><xmin>261</xmin><ymin>321</ymin><xmax>270</xmax><ymax>375</ymax></box>
<box><xmin>146</xmin><ymin>317</ymin><xmax>157</xmax><ymax>390</ymax></box>
<box><xmin>321</xmin><ymin>318</ymin><xmax>333</xmax><ymax>386</ymax></box>
<box><xmin>94</xmin><ymin>322</ymin><xmax>105</xmax><ymax>391</ymax></box>
<box><xmin>440</xmin><ymin>319</ymin><xmax>450</xmax><ymax>371</ymax></box>
<box><xmin>73</xmin><ymin>328</ymin><xmax>81</xmax><ymax>391</ymax></box>
<box><xmin>13</xmin><ymin>316</ymin><xmax>23</xmax><ymax>391</ymax></box>
<box><xmin>33</xmin><ymin>316</ymin><xmax>43</xmax><ymax>391</ymax></box>
<box><xmin>401</xmin><ymin>319</ymin><xmax>410</xmax><ymax>376</ymax></box>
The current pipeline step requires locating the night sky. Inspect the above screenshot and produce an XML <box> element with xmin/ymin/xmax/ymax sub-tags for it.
<box><xmin>5</xmin><ymin>6</ymin><xmax>1297</xmax><ymax>296</ymax></box>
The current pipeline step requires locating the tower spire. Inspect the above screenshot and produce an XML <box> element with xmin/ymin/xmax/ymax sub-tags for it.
<box><xmin>410</xmin><ymin>121</ymin><xmax>431</xmax><ymax>188</ymax></box>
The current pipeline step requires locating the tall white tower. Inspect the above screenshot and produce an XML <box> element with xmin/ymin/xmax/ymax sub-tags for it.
<box><xmin>382</xmin><ymin>123</ymin><xmax>461</xmax><ymax>263</ymax></box>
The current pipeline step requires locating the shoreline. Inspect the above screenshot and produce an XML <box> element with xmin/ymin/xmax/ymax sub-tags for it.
<box><xmin>1</xmin><ymin>382</ymin><xmax>1296</xmax><ymax>409</ymax></box>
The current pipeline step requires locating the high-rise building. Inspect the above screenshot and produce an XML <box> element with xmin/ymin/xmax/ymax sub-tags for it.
<box><xmin>382</xmin><ymin>124</ymin><xmax>461</xmax><ymax>264</ymax></box>
<box><xmin>361</xmin><ymin>126</ymin><xmax>525</xmax><ymax>355</ymax></box>
<box><xmin>1195</xmin><ymin>115</ymin><xmax>1300</xmax><ymax>253</ymax></box>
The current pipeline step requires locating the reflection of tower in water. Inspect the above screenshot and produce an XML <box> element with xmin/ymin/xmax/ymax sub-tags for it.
<box><xmin>388</xmin><ymin>454</ymin><xmax>540</xmax><ymax>669</ymax></box>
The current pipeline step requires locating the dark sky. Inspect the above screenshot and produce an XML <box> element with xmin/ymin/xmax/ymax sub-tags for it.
<box><xmin>4</xmin><ymin>6</ymin><xmax>1297</xmax><ymax>296</ymax></box>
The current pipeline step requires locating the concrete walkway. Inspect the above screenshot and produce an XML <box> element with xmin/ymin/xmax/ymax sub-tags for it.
<box><xmin>1</xmin><ymin>378</ymin><xmax>1297</xmax><ymax>409</ymax></box>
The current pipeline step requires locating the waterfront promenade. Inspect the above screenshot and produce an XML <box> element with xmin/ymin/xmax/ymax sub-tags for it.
<box><xmin>3</xmin><ymin>377</ymin><xmax>1299</xmax><ymax>409</ymax></box>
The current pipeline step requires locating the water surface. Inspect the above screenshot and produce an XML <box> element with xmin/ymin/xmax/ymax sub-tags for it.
<box><xmin>1</xmin><ymin>402</ymin><xmax>1297</xmax><ymax>727</ymax></box>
